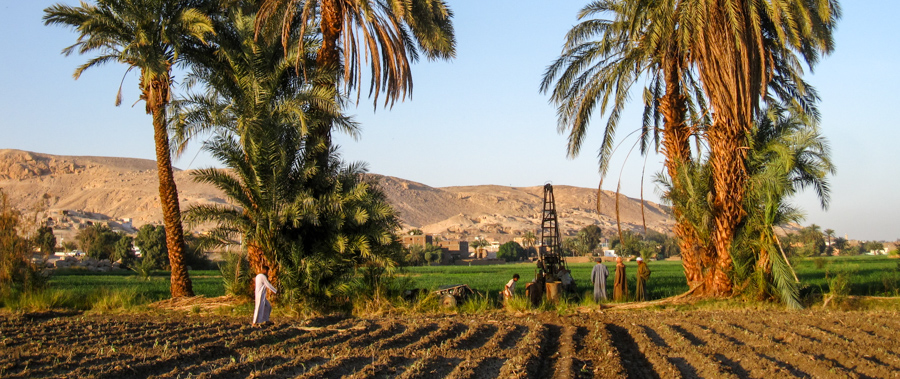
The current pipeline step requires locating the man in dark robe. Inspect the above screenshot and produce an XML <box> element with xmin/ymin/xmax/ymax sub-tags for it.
<box><xmin>636</xmin><ymin>257</ymin><xmax>651</xmax><ymax>301</ymax></box>
<box><xmin>613</xmin><ymin>257</ymin><xmax>627</xmax><ymax>301</ymax></box>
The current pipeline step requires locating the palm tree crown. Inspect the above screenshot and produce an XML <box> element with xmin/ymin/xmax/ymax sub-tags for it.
<box><xmin>259</xmin><ymin>0</ymin><xmax>456</xmax><ymax>108</ymax></box>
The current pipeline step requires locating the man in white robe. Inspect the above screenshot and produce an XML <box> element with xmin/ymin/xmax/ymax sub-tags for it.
<box><xmin>253</xmin><ymin>265</ymin><xmax>277</xmax><ymax>325</ymax></box>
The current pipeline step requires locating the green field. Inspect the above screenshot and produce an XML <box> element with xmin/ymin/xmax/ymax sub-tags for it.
<box><xmin>402</xmin><ymin>256</ymin><xmax>900</xmax><ymax>300</ymax></box>
<box><xmin>401</xmin><ymin>260</ymin><xmax>689</xmax><ymax>300</ymax></box>
<box><xmin>3</xmin><ymin>256</ymin><xmax>898</xmax><ymax>312</ymax></box>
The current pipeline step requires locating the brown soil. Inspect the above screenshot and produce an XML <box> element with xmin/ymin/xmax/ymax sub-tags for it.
<box><xmin>1</xmin><ymin>309</ymin><xmax>898</xmax><ymax>378</ymax></box>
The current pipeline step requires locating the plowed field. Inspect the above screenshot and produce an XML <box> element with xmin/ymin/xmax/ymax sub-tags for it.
<box><xmin>2</xmin><ymin>310</ymin><xmax>899</xmax><ymax>378</ymax></box>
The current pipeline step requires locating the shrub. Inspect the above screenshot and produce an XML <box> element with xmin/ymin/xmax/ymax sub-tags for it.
<box><xmin>134</xmin><ymin>224</ymin><xmax>168</xmax><ymax>269</ymax></box>
<box><xmin>219</xmin><ymin>250</ymin><xmax>251</xmax><ymax>298</ymax></box>
<box><xmin>497</xmin><ymin>241</ymin><xmax>525</xmax><ymax>262</ymax></box>
<box><xmin>75</xmin><ymin>224</ymin><xmax>119</xmax><ymax>260</ymax></box>
<box><xmin>0</xmin><ymin>189</ymin><xmax>46</xmax><ymax>296</ymax></box>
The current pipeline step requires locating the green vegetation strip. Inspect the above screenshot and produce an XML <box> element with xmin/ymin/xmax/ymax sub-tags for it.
<box><xmin>3</xmin><ymin>256</ymin><xmax>898</xmax><ymax>312</ymax></box>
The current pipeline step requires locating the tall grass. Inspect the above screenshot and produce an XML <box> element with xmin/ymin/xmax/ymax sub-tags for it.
<box><xmin>0</xmin><ymin>269</ymin><xmax>225</xmax><ymax>313</ymax></box>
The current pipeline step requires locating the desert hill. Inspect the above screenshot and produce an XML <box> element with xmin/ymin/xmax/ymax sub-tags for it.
<box><xmin>0</xmin><ymin>149</ymin><xmax>674</xmax><ymax>241</ymax></box>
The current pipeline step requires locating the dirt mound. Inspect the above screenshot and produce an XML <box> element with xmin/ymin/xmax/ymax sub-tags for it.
<box><xmin>0</xmin><ymin>150</ymin><xmax>674</xmax><ymax>237</ymax></box>
<box><xmin>2</xmin><ymin>309</ymin><xmax>898</xmax><ymax>378</ymax></box>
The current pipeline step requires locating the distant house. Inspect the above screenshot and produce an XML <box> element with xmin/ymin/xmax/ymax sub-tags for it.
<box><xmin>401</xmin><ymin>234</ymin><xmax>432</xmax><ymax>248</ymax></box>
<box><xmin>436</xmin><ymin>240</ymin><xmax>469</xmax><ymax>264</ymax></box>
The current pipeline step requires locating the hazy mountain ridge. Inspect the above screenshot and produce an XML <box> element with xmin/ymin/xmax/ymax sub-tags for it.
<box><xmin>0</xmin><ymin>149</ymin><xmax>674</xmax><ymax>239</ymax></box>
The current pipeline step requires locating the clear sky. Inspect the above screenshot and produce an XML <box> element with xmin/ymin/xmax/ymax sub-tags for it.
<box><xmin>1</xmin><ymin>1</ymin><xmax>897</xmax><ymax>241</ymax></box>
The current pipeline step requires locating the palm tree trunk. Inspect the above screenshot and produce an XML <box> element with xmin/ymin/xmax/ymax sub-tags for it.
<box><xmin>306</xmin><ymin>0</ymin><xmax>345</xmax><ymax>173</ymax></box>
<box><xmin>659</xmin><ymin>58</ymin><xmax>705</xmax><ymax>290</ymax></box>
<box><xmin>149</xmin><ymin>78</ymin><xmax>194</xmax><ymax>298</ymax></box>
<box><xmin>708</xmin><ymin>121</ymin><xmax>745</xmax><ymax>296</ymax></box>
<box><xmin>247</xmin><ymin>242</ymin><xmax>278</xmax><ymax>299</ymax></box>
<box><xmin>692</xmin><ymin>1</ymin><xmax>765</xmax><ymax>297</ymax></box>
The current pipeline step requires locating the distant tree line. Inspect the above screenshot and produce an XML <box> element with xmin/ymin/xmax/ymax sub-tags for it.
<box><xmin>73</xmin><ymin>224</ymin><xmax>211</xmax><ymax>270</ymax></box>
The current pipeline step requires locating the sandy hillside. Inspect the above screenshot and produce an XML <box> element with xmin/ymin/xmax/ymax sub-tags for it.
<box><xmin>0</xmin><ymin>149</ymin><xmax>673</xmax><ymax>239</ymax></box>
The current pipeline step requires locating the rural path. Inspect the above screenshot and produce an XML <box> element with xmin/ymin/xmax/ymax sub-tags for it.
<box><xmin>1</xmin><ymin>309</ymin><xmax>898</xmax><ymax>378</ymax></box>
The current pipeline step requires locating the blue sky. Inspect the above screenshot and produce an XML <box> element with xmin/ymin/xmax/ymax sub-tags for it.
<box><xmin>1</xmin><ymin>1</ymin><xmax>897</xmax><ymax>241</ymax></box>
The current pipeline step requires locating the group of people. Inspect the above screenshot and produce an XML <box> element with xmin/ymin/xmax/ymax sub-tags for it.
<box><xmin>255</xmin><ymin>256</ymin><xmax>653</xmax><ymax>326</ymax></box>
<box><xmin>501</xmin><ymin>256</ymin><xmax>652</xmax><ymax>305</ymax></box>
<box><xmin>591</xmin><ymin>256</ymin><xmax>651</xmax><ymax>302</ymax></box>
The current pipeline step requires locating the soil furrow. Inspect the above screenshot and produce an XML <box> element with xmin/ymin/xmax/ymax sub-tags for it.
<box><xmin>757</xmin><ymin>313</ymin><xmax>891</xmax><ymax>377</ymax></box>
<box><xmin>2</xmin><ymin>310</ymin><xmax>898</xmax><ymax>378</ymax></box>
<box><xmin>605</xmin><ymin>323</ymin><xmax>662</xmax><ymax>379</ymax></box>
<box><xmin>380</xmin><ymin>322</ymin><xmax>439</xmax><ymax>350</ymax></box>
<box><xmin>659</xmin><ymin>322</ymin><xmax>739</xmax><ymax>378</ymax></box>
<box><xmin>453</xmin><ymin>323</ymin><xmax>498</xmax><ymax>351</ymax></box>
<box><xmin>252</xmin><ymin>357</ymin><xmax>329</xmax><ymax>378</ymax></box>
<box><xmin>618</xmin><ymin>321</ymin><xmax>681</xmax><ymax>378</ymax></box>
<box><xmin>727</xmin><ymin>317</ymin><xmax>857</xmax><ymax>378</ymax></box>
<box><xmin>677</xmin><ymin>317</ymin><xmax>785</xmax><ymax>377</ymax></box>
<box><xmin>297</xmin><ymin>355</ymin><xmax>374</xmax><ymax>379</ymax></box>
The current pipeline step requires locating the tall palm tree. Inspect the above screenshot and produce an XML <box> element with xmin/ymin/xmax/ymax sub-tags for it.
<box><xmin>824</xmin><ymin>229</ymin><xmax>835</xmax><ymax>253</ymax></box>
<box><xmin>175</xmin><ymin>9</ymin><xmax>401</xmax><ymax>305</ymax></box>
<box><xmin>541</xmin><ymin>0</ymin><xmax>710</xmax><ymax>288</ymax></box>
<box><xmin>522</xmin><ymin>231</ymin><xmax>537</xmax><ymax>249</ymax></box>
<box><xmin>44</xmin><ymin>0</ymin><xmax>214</xmax><ymax>297</ymax></box>
<box><xmin>257</xmin><ymin>0</ymin><xmax>456</xmax><ymax>173</ymax></box>
<box><xmin>171</xmin><ymin>9</ymin><xmax>345</xmax><ymax>278</ymax></box>
<box><xmin>687</xmin><ymin>0</ymin><xmax>840</xmax><ymax>294</ymax></box>
<box><xmin>544</xmin><ymin>0</ymin><xmax>839</xmax><ymax>295</ymax></box>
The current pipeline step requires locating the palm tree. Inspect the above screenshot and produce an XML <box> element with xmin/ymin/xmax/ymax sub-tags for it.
<box><xmin>544</xmin><ymin>0</ymin><xmax>840</xmax><ymax>295</ymax></box>
<box><xmin>44</xmin><ymin>0</ymin><xmax>214</xmax><ymax>297</ymax></box>
<box><xmin>171</xmin><ymin>8</ymin><xmax>340</xmax><ymax>278</ymax></box>
<box><xmin>257</xmin><ymin>0</ymin><xmax>456</xmax><ymax>173</ymax></box>
<box><xmin>186</xmin><ymin>131</ymin><xmax>401</xmax><ymax>304</ymax></box>
<box><xmin>522</xmin><ymin>231</ymin><xmax>537</xmax><ymax>249</ymax></box>
<box><xmin>541</xmin><ymin>0</ymin><xmax>713</xmax><ymax>289</ymax></box>
<box><xmin>824</xmin><ymin>229</ymin><xmax>835</xmax><ymax>253</ymax></box>
<box><xmin>175</xmin><ymin>10</ymin><xmax>401</xmax><ymax>305</ymax></box>
<box><xmin>686</xmin><ymin>0</ymin><xmax>840</xmax><ymax>294</ymax></box>
<box><xmin>470</xmin><ymin>238</ymin><xmax>489</xmax><ymax>259</ymax></box>
<box><xmin>735</xmin><ymin>104</ymin><xmax>834</xmax><ymax>307</ymax></box>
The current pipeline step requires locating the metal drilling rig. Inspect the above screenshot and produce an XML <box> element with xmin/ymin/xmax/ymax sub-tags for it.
<box><xmin>538</xmin><ymin>183</ymin><xmax>567</xmax><ymax>279</ymax></box>
<box><xmin>528</xmin><ymin>183</ymin><xmax>574</xmax><ymax>304</ymax></box>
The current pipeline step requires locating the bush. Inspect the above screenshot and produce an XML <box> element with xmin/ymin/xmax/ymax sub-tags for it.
<box><xmin>497</xmin><ymin>241</ymin><xmax>525</xmax><ymax>262</ymax></box>
<box><xmin>76</xmin><ymin>224</ymin><xmax>119</xmax><ymax>260</ymax></box>
<box><xmin>219</xmin><ymin>250</ymin><xmax>251</xmax><ymax>298</ymax></box>
<box><xmin>424</xmin><ymin>245</ymin><xmax>443</xmax><ymax>265</ymax></box>
<box><xmin>0</xmin><ymin>189</ymin><xmax>46</xmax><ymax>296</ymax></box>
<box><xmin>134</xmin><ymin>225</ymin><xmax>168</xmax><ymax>269</ymax></box>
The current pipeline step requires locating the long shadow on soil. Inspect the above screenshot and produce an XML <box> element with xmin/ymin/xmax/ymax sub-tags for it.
<box><xmin>413</xmin><ymin>357</ymin><xmax>463</xmax><ymax>379</ymax></box>
<box><xmin>532</xmin><ymin>324</ymin><xmax>562</xmax><ymax>378</ymax></box>
<box><xmin>455</xmin><ymin>325</ymin><xmax>498</xmax><ymax>351</ymax></box>
<box><xmin>606</xmin><ymin>324</ymin><xmax>660</xmax><ymax>379</ymax></box>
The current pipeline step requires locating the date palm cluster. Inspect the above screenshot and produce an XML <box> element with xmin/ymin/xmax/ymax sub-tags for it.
<box><xmin>542</xmin><ymin>0</ymin><xmax>839</xmax><ymax>305</ymax></box>
<box><xmin>44</xmin><ymin>0</ymin><xmax>455</xmax><ymax>306</ymax></box>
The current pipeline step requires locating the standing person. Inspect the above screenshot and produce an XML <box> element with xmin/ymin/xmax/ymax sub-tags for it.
<box><xmin>613</xmin><ymin>257</ymin><xmax>628</xmax><ymax>301</ymax></box>
<box><xmin>253</xmin><ymin>265</ymin><xmax>277</xmax><ymax>325</ymax></box>
<box><xmin>636</xmin><ymin>257</ymin><xmax>651</xmax><ymax>301</ymax></box>
<box><xmin>502</xmin><ymin>273</ymin><xmax>520</xmax><ymax>302</ymax></box>
<box><xmin>527</xmin><ymin>270</ymin><xmax>545</xmax><ymax>307</ymax></box>
<box><xmin>590</xmin><ymin>258</ymin><xmax>610</xmax><ymax>302</ymax></box>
